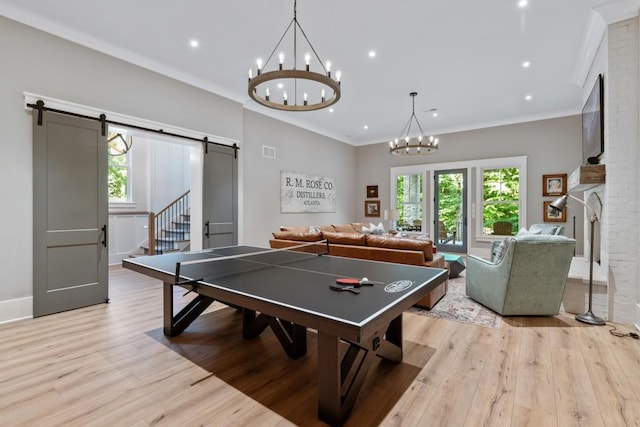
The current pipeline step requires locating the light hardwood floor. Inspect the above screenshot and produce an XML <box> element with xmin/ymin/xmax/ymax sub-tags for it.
<box><xmin>1</xmin><ymin>266</ymin><xmax>639</xmax><ymax>426</ymax></box>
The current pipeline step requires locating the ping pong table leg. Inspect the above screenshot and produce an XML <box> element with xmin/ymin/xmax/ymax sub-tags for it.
<box><xmin>376</xmin><ymin>314</ymin><xmax>403</xmax><ymax>362</ymax></box>
<box><xmin>163</xmin><ymin>281</ymin><xmax>214</xmax><ymax>337</ymax></box>
<box><xmin>317</xmin><ymin>332</ymin><xmax>375</xmax><ymax>426</ymax></box>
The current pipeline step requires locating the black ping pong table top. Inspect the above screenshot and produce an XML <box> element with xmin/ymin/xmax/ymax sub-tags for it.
<box><xmin>123</xmin><ymin>245</ymin><xmax>447</xmax><ymax>327</ymax></box>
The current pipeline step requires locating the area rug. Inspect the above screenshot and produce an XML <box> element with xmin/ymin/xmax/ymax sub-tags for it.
<box><xmin>409</xmin><ymin>275</ymin><xmax>502</xmax><ymax>329</ymax></box>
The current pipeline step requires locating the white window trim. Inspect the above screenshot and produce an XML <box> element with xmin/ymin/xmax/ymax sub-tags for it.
<box><xmin>390</xmin><ymin>155</ymin><xmax>527</xmax><ymax>243</ymax></box>
<box><xmin>475</xmin><ymin>157</ymin><xmax>527</xmax><ymax>242</ymax></box>
<box><xmin>108</xmin><ymin>141</ymin><xmax>133</xmax><ymax>204</ymax></box>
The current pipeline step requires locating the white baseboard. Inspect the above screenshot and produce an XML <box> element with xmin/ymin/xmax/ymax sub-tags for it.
<box><xmin>0</xmin><ymin>296</ymin><xmax>33</xmax><ymax>324</ymax></box>
<box><xmin>109</xmin><ymin>253</ymin><xmax>134</xmax><ymax>266</ymax></box>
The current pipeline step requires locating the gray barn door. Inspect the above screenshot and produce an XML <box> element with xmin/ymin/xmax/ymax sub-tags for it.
<box><xmin>33</xmin><ymin>111</ymin><xmax>108</xmax><ymax>317</ymax></box>
<box><xmin>203</xmin><ymin>144</ymin><xmax>238</xmax><ymax>248</ymax></box>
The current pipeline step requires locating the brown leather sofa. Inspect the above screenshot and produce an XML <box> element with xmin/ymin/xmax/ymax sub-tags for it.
<box><xmin>269</xmin><ymin>223</ymin><xmax>448</xmax><ymax>309</ymax></box>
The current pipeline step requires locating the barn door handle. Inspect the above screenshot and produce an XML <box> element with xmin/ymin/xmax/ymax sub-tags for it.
<box><xmin>101</xmin><ymin>224</ymin><xmax>108</xmax><ymax>247</ymax></box>
<box><xmin>204</xmin><ymin>221</ymin><xmax>210</xmax><ymax>238</ymax></box>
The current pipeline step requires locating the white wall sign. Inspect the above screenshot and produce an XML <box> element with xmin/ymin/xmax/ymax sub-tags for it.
<box><xmin>281</xmin><ymin>171</ymin><xmax>336</xmax><ymax>213</ymax></box>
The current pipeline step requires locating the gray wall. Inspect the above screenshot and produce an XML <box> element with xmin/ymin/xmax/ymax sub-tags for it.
<box><xmin>242</xmin><ymin>110</ymin><xmax>357</xmax><ymax>247</ymax></box>
<box><xmin>0</xmin><ymin>15</ymin><xmax>236</xmax><ymax>305</ymax></box>
<box><xmin>0</xmin><ymin>15</ymin><xmax>356</xmax><ymax>318</ymax></box>
<box><xmin>356</xmin><ymin>116</ymin><xmax>584</xmax><ymax>253</ymax></box>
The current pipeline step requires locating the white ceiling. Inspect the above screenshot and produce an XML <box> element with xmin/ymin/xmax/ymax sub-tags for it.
<box><xmin>0</xmin><ymin>0</ymin><xmax>608</xmax><ymax>145</ymax></box>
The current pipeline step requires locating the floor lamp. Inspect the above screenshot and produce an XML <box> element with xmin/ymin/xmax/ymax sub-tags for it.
<box><xmin>549</xmin><ymin>193</ymin><xmax>605</xmax><ymax>325</ymax></box>
<box><xmin>565</xmin><ymin>204</ymin><xmax>576</xmax><ymax>257</ymax></box>
<box><xmin>383</xmin><ymin>209</ymin><xmax>399</xmax><ymax>232</ymax></box>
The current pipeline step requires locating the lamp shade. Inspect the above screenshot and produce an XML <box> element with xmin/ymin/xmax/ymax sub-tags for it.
<box><xmin>549</xmin><ymin>194</ymin><xmax>568</xmax><ymax>212</ymax></box>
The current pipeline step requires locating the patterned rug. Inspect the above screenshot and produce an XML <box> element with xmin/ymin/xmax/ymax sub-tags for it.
<box><xmin>409</xmin><ymin>275</ymin><xmax>502</xmax><ymax>329</ymax></box>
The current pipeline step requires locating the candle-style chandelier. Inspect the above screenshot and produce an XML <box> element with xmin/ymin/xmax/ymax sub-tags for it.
<box><xmin>389</xmin><ymin>92</ymin><xmax>439</xmax><ymax>156</ymax></box>
<box><xmin>247</xmin><ymin>0</ymin><xmax>341</xmax><ymax>112</ymax></box>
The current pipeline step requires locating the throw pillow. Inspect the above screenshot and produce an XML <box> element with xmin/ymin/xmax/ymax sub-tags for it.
<box><xmin>371</xmin><ymin>222</ymin><xmax>385</xmax><ymax>235</ymax></box>
<box><xmin>362</xmin><ymin>222</ymin><xmax>385</xmax><ymax>235</ymax></box>
<box><xmin>494</xmin><ymin>238</ymin><xmax>512</xmax><ymax>263</ymax></box>
<box><xmin>529</xmin><ymin>224</ymin><xmax>557</xmax><ymax>235</ymax></box>
<box><xmin>516</xmin><ymin>227</ymin><xmax>542</xmax><ymax>237</ymax></box>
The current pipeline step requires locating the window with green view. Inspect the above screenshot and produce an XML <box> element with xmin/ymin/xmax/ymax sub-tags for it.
<box><xmin>396</xmin><ymin>173</ymin><xmax>423</xmax><ymax>231</ymax></box>
<box><xmin>482</xmin><ymin>167</ymin><xmax>520</xmax><ymax>235</ymax></box>
<box><xmin>108</xmin><ymin>132</ymin><xmax>132</xmax><ymax>202</ymax></box>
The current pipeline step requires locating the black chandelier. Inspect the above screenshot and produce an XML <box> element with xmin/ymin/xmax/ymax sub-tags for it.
<box><xmin>389</xmin><ymin>92</ymin><xmax>439</xmax><ymax>156</ymax></box>
<box><xmin>247</xmin><ymin>0</ymin><xmax>341</xmax><ymax>112</ymax></box>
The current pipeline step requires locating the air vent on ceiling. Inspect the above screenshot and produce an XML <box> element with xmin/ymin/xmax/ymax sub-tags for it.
<box><xmin>262</xmin><ymin>145</ymin><xmax>276</xmax><ymax>159</ymax></box>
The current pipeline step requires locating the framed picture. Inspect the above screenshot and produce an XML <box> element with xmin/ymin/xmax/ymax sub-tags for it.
<box><xmin>542</xmin><ymin>173</ymin><xmax>567</xmax><ymax>196</ymax></box>
<box><xmin>543</xmin><ymin>201</ymin><xmax>565</xmax><ymax>222</ymax></box>
<box><xmin>366</xmin><ymin>185</ymin><xmax>378</xmax><ymax>199</ymax></box>
<box><xmin>365</xmin><ymin>200</ymin><xmax>380</xmax><ymax>217</ymax></box>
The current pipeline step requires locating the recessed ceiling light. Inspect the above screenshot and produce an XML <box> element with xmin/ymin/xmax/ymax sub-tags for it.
<box><xmin>518</xmin><ymin>0</ymin><xmax>528</xmax><ymax>8</ymax></box>
<box><xmin>522</xmin><ymin>61</ymin><xmax>531</xmax><ymax>68</ymax></box>
<box><xmin>189</xmin><ymin>39</ymin><xmax>199</xmax><ymax>48</ymax></box>
<box><xmin>364</xmin><ymin>125</ymin><xmax>369</xmax><ymax>130</ymax></box>
<box><xmin>329</xmin><ymin>108</ymin><xmax>334</xmax><ymax>113</ymax></box>
<box><xmin>432</xmin><ymin>111</ymin><xmax>438</xmax><ymax>117</ymax></box>
<box><xmin>277</xmin><ymin>83</ymin><xmax>284</xmax><ymax>89</ymax></box>
<box><xmin>525</xmin><ymin>95</ymin><xmax>532</xmax><ymax>101</ymax></box>
<box><xmin>368</xmin><ymin>50</ymin><xmax>376</xmax><ymax>58</ymax></box>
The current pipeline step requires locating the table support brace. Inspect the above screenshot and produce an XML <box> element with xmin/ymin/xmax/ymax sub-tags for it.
<box><xmin>242</xmin><ymin>309</ymin><xmax>307</xmax><ymax>359</ymax></box>
<box><xmin>163</xmin><ymin>282</ymin><xmax>214</xmax><ymax>337</ymax></box>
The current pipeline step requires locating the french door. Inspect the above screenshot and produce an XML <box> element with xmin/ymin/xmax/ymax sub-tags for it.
<box><xmin>434</xmin><ymin>169</ymin><xmax>467</xmax><ymax>253</ymax></box>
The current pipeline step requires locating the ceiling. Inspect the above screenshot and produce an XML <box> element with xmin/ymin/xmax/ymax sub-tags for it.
<box><xmin>0</xmin><ymin>0</ymin><xmax>607</xmax><ymax>145</ymax></box>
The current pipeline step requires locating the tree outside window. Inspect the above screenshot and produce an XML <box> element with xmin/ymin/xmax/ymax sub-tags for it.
<box><xmin>396</xmin><ymin>174</ymin><xmax>423</xmax><ymax>231</ymax></box>
<box><xmin>482</xmin><ymin>167</ymin><xmax>519</xmax><ymax>235</ymax></box>
<box><xmin>108</xmin><ymin>132</ymin><xmax>132</xmax><ymax>202</ymax></box>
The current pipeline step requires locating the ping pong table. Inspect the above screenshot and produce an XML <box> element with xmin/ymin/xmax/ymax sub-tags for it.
<box><xmin>123</xmin><ymin>245</ymin><xmax>447</xmax><ymax>426</ymax></box>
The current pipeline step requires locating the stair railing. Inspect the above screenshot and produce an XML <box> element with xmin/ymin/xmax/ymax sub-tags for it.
<box><xmin>148</xmin><ymin>190</ymin><xmax>190</xmax><ymax>255</ymax></box>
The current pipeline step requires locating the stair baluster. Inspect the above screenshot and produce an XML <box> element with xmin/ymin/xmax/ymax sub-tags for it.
<box><xmin>146</xmin><ymin>190</ymin><xmax>190</xmax><ymax>255</ymax></box>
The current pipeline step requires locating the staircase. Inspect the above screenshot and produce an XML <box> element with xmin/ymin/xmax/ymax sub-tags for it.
<box><xmin>142</xmin><ymin>190</ymin><xmax>191</xmax><ymax>255</ymax></box>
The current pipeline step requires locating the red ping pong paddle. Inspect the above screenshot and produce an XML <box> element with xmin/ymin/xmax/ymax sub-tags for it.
<box><xmin>336</xmin><ymin>277</ymin><xmax>374</xmax><ymax>287</ymax></box>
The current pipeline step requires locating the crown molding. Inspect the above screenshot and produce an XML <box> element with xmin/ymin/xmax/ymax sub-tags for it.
<box><xmin>573</xmin><ymin>11</ymin><xmax>608</xmax><ymax>87</ymax></box>
<box><xmin>594</xmin><ymin>0</ymin><xmax>640</xmax><ymax>24</ymax></box>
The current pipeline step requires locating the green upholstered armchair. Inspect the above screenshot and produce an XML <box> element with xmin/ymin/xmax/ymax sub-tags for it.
<box><xmin>489</xmin><ymin>223</ymin><xmax>565</xmax><ymax>262</ymax></box>
<box><xmin>466</xmin><ymin>235</ymin><xmax>576</xmax><ymax>316</ymax></box>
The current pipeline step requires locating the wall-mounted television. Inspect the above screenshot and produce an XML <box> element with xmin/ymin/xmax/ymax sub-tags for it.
<box><xmin>582</xmin><ymin>73</ymin><xmax>604</xmax><ymax>164</ymax></box>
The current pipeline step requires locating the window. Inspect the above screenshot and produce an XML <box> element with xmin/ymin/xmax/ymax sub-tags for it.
<box><xmin>482</xmin><ymin>167</ymin><xmax>520</xmax><ymax>235</ymax></box>
<box><xmin>396</xmin><ymin>173</ymin><xmax>423</xmax><ymax>231</ymax></box>
<box><xmin>108</xmin><ymin>132</ymin><xmax>132</xmax><ymax>202</ymax></box>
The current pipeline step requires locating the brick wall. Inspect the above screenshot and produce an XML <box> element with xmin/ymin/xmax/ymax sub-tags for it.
<box><xmin>605</xmin><ymin>16</ymin><xmax>639</xmax><ymax>324</ymax></box>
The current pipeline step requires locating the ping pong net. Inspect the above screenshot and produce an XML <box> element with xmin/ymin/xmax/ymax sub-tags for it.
<box><xmin>174</xmin><ymin>241</ymin><xmax>329</xmax><ymax>286</ymax></box>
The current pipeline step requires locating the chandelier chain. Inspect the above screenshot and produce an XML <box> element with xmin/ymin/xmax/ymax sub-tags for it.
<box><xmin>262</xmin><ymin>19</ymin><xmax>295</xmax><ymax>69</ymax></box>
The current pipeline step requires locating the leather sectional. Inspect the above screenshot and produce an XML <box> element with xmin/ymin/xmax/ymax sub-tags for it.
<box><xmin>269</xmin><ymin>223</ymin><xmax>448</xmax><ymax>309</ymax></box>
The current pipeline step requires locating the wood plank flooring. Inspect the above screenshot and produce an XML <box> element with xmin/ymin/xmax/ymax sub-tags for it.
<box><xmin>0</xmin><ymin>266</ymin><xmax>638</xmax><ymax>426</ymax></box>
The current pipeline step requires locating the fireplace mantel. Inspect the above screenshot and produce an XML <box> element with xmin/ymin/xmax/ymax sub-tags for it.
<box><xmin>568</xmin><ymin>164</ymin><xmax>606</xmax><ymax>192</ymax></box>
